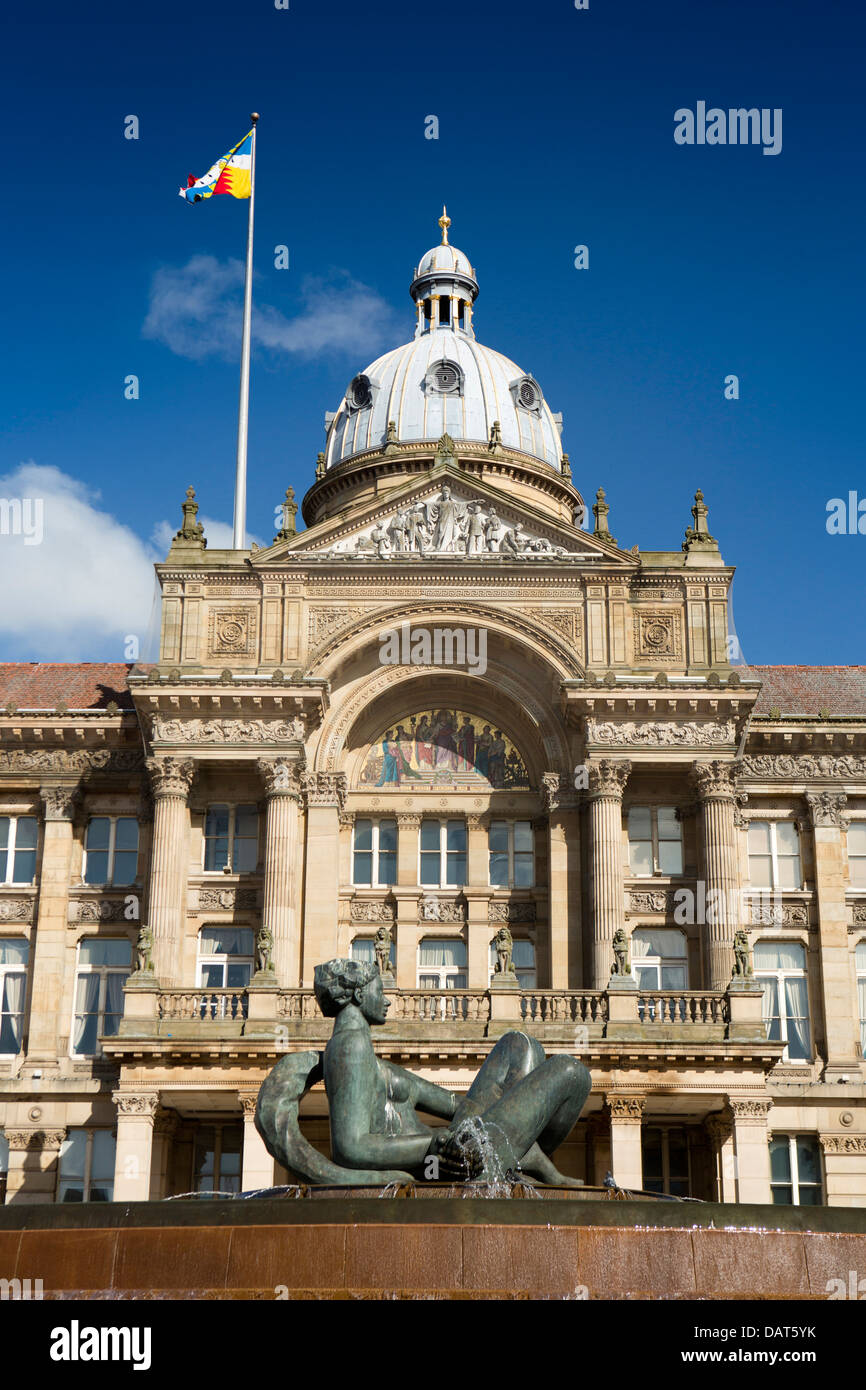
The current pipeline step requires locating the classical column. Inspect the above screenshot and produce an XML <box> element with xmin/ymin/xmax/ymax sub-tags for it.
<box><xmin>26</xmin><ymin>784</ymin><xmax>79</xmax><ymax>1065</ymax></box>
<box><xmin>145</xmin><ymin>757</ymin><xmax>195</xmax><ymax>985</ymax></box>
<box><xmin>706</xmin><ymin>1110</ymin><xmax>736</xmax><ymax>1203</ymax></box>
<box><xmin>606</xmin><ymin>1095</ymin><xmax>644</xmax><ymax>1190</ymax></box>
<box><xmin>240</xmin><ymin>1092</ymin><xmax>277</xmax><ymax>1191</ymax></box>
<box><xmin>4</xmin><ymin>1127</ymin><xmax>66</xmax><ymax>1205</ymax></box>
<box><xmin>543</xmin><ymin>774</ymin><xmax>581</xmax><ymax>988</ymax></box>
<box><xmin>727</xmin><ymin>1097</ymin><xmax>772</xmax><ymax>1204</ymax></box>
<box><xmin>807</xmin><ymin>792</ymin><xmax>860</xmax><ymax>1081</ymax></box>
<box><xmin>395</xmin><ymin>814</ymin><xmax>422</xmax><ymax>989</ymax></box>
<box><xmin>691</xmin><ymin>760</ymin><xmax>742</xmax><ymax>991</ymax></box>
<box><xmin>112</xmin><ymin>1091</ymin><xmax>160</xmax><ymax>1202</ymax></box>
<box><xmin>257</xmin><ymin>758</ymin><xmax>303</xmax><ymax>986</ymax></box>
<box><xmin>586</xmin><ymin>760</ymin><xmax>631</xmax><ymax>989</ymax></box>
<box><xmin>300</xmin><ymin>772</ymin><xmax>346</xmax><ymax>983</ymax></box>
<box><xmin>149</xmin><ymin>1110</ymin><xmax>178</xmax><ymax>1200</ymax></box>
<box><xmin>466</xmin><ymin>813</ymin><xmax>490</xmax><ymax>989</ymax></box>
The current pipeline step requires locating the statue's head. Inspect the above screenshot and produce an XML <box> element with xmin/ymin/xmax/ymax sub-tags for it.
<box><xmin>313</xmin><ymin>958</ymin><xmax>389</xmax><ymax>1024</ymax></box>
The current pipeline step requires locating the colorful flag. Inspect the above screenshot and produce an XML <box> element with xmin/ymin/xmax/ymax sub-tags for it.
<box><xmin>179</xmin><ymin>130</ymin><xmax>253</xmax><ymax>203</ymax></box>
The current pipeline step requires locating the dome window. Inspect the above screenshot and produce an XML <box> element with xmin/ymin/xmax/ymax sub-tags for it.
<box><xmin>438</xmin><ymin>295</ymin><xmax>451</xmax><ymax>326</ymax></box>
<box><xmin>346</xmin><ymin>373</ymin><xmax>373</xmax><ymax>412</ymax></box>
<box><xmin>425</xmin><ymin>360</ymin><xmax>463</xmax><ymax>396</ymax></box>
<box><xmin>511</xmin><ymin>375</ymin><xmax>543</xmax><ymax>415</ymax></box>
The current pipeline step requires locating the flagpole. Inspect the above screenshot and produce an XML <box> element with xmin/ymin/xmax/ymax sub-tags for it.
<box><xmin>233</xmin><ymin>112</ymin><xmax>258</xmax><ymax>550</ymax></box>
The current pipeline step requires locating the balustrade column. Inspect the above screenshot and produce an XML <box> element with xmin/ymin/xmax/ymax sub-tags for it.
<box><xmin>145</xmin><ymin>758</ymin><xmax>195</xmax><ymax>985</ymax></box>
<box><xmin>26</xmin><ymin>785</ymin><xmax>78</xmax><ymax>1063</ymax></box>
<box><xmin>587</xmin><ymin>760</ymin><xmax>631</xmax><ymax>989</ymax></box>
<box><xmin>691</xmin><ymin>760</ymin><xmax>742</xmax><ymax>991</ymax></box>
<box><xmin>112</xmin><ymin>1092</ymin><xmax>160</xmax><ymax>1202</ymax></box>
<box><xmin>807</xmin><ymin>791</ymin><xmax>861</xmax><ymax>1079</ymax></box>
<box><xmin>300</xmin><ymin>773</ymin><xmax>346</xmax><ymax>984</ymax></box>
<box><xmin>257</xmin><ymin>758</ymin><xmax>303</xmax><ymax>986</ymax></box>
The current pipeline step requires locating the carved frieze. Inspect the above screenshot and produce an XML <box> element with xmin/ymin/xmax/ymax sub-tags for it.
<box><xmin>69</xmin><ymin>897</ymin><xmax>135</xmax><ymax>924</ymax></box>
<box><xmin>741</xmin><ymin>754</ymin><xmax>866</xmax><ymax>781</ymax></box>
<box><xmin>350</xmin><ymin>900</ymin><xmax>397</xmax><ymax>923</ymax></box>
<box><xmin>4</xmin><ymin>1129</ymin><xmax>66</xmax><ymax>1151</ymax></box>
<box><xmin>152</xmin><ymin>718</ymin><xmax>305</xmax><ymax>744</ymax></box>
<box><xmin>728</xmin><ymin>1099</ymin><xmax>772</xmax><ymax>1123</ymax></box>
<box><xmin>309</xmin><ymin>493</ymin><xmax>574</xmax><ymax>560</ymax></box>
<box><xmin>419</xmin><ymin>896</ymin><xmax>466</xmax><ymax>923</ymax></box>
<box><xmin>488</xmin><ymin>901</ymin><xmax>537</xmax><ymax>924</ymax></box>
<box><xmin>852</xmin><ymin>901</ymin><xmax>866</xmax><ymax>924</ymax></box>
<box><xmin>198</xmin><ymin>887</ymin><xmax>259</xmax><ymax>911</ymax></box>
<box><xmin>745</xmin><ymin>898</ymin><xmax>809</xmax><ymax>927</ymax></box>
<box><xmin>820</xmin><ymin>1134</ymin><xmax>866</xmax><ymax>1155</ymax></box>
<box><xmin>588</xmin><ymin>720</ymin><xmax>736</xmax><ymax>747</ymax></box>
<box><xmin>208</xmin><ymin>607</ymin><xmax>257</xmax><ymax>657</ymax></box>
<box><xmin>628</xmin><ymin>890</ymin><xmax>674</xmax><ymax>915</ymax></box>
<box><xmin>0</xmin><ymin>749</ymin><xmax>143</xmax><ymax>774</ymax></box>
<box><xmin>0</xmin><ymin>896</ymin><xmax>34</xmax><ymax>922</ymax></box>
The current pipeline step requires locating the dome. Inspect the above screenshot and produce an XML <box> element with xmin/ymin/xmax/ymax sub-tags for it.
<box><xmin>323</xmin><ymin>210</ymin><xmax>566</xmax><ymax>473</ymax></box>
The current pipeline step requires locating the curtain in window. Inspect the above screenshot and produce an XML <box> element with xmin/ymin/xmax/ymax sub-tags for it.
<box><xmin>419</xmin><ymin>940</ymin><xmax>467</xmax><ymax>969</ymax></box>
<box><xmin>783</xmin><ymin>977</ymin><xmax>811</xmax><ymax>1059</ymax></box>
<box><xmin>859</xmin><ymin>978</ymin><xmax>866</xmax><ymax>1058</ymax></box>
<box><xmin>0</xmin><ymin>972</ymin><xmax>25</xmax><ymax>1050</ymax></box>
<box><xmin>199</xmin><ymin>927</ymin><xmax>254</xmax><ymax>956</ymax></box>
<box><xmin>73</xmin><ymin>974</ymin><xmax>100</xmax><ymax>1053</ymax></box>
<box><xmin>760</xmin><ymin>977</ymin><xmax>779</xmax><ymax>1039</ymax></box>
<box><xmin>632</xmin><ymin>929</ymin><xmax>687</xmax><ymax>958</ymax></box>
<box><xmin>754</xmin><ymin>941</ymin><xmax>806</xmax><ymax>971</ymax></box>
<box><xmin>103</xmin><ymin>973</ymin><xmax>126</xmax><ymax>1036</ymax></box>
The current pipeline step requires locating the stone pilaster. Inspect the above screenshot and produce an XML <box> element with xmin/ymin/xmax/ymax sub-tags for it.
<box><xmin>257</xmin><ymin>758</ymin><xmax>303</xmax><ymax>986</ymax></box>
<box><xmin>145</xmin><ymin>757</ymin><xmax>195</xmax><ymax>985</ymax></box>
<box><xmin>300</xmin><ymin>772</ymin><xmax>346</xmax><ymax>983</ymax></box>
<box><xmin>691</xmin><ymin>760</ymin><xmax>742</xmax><ymax>991</ymax></box>
<box><xmin>25</xmin><ymin>784</ymin><xmax>79</xmax><ymax>1065</ymax></box>
<box><xmin>149</xmin><ymin>1110</ymin><xmax>179</xmax><ymax>1200</ymax></box>
<box><xmin>240</xmin><ymin>1092</ymin><xmax>277</xmax><ymax>1191</ymax></box>
<box><xmin>727</xmin><ymin>1097</ymin><xmax>772</xmax><ymax>1204</ymax></box>
<box><xmin>396</xmin><ymin>813</ymin><xmax>422</xmax><ymax>888</ymax></box>
<box><xmin>112</xmin><ymin>1091</ymin><xmax>160</xmax><ymax>1201</ymax></box>
<box><xmin>819</xmin><ymin>1132</ymin><xmax>866</xmax><ymax>1208</ymax></box>
<box><xmin>807</xmin><ymin>791</ymin><xmax>859</xmax><ymax>1080</ymax></box>
<box><xmin>706</xmin><ymin>1110</ymin><xmax>736</xmax><ymax>1202</ymax></box>
<box><xmin>543</xmin><ymin>773</ymin><xmax>581</xmax><ymax>988</ymax></box>
<box><xmin>587</xmin><ymin>760</ymin><xmax>631</xmax><ymax>989</ymax></box>
<box><xmin>4</xmin><ymin>1127</ymin><xmax>66</xmax><ymax>1205</ymax></box>
<box><xmin>606</xmin><ymin>1095</ymin><xmax>644</xmax><ymax>1190</ymax></box>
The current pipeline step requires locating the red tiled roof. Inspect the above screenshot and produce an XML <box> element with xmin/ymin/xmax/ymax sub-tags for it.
<box><xmin>0</xmin><ymin>664</ymin><xmax>135</xmax><ymax>711</ymax></box>
<box><xmin>746</xmin><ymin>666</ymin><xmax>866</xmax><ymax>717</ymax></box>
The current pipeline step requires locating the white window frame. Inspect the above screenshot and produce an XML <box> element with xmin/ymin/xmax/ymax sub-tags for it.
<box><xmin>847</xmin><ymin>822</ymin><xmax>866</xmax><ymax>890</ymax></box>
<box><xmin>856</xmin><ymin>940</ymin><xmax>866</xmax><ymax>1059</ymax></box>
<box><xmin>83</xmin><ymin>815</ymin><xmax>139</xmax><ymax>886</ymax></box>
<box><xmin>641</xmin><ymin>1124</ymin><xmax>693</xmax><ymax>1198</ymax></box>
<box><xmin>71</xmin><ymin>940</ymin><xmax>132</xmax><ymax>1057</ymax></box>
<box><xmin>196</xmin><ymin>928</ymin><xmax>255</xmax><ymax>989</ymax></box>
<box><xmin>202</xmin><ymin>804</ymin><xmax>259</xmax><ymax>874</ymax></box>
<box><xmin>769</xmin><ymin>1133</ymin><xmax>823</xmax><ymax>1205</ymax></box>
<box><xmin>748</xmin><ymin>820</ymin><xmax>802</xmax><ymax>891</ymax></box>
<box><xmin>487</xmin><ymin>820</ymin><xmax>535</xmax><ymax>888</ymax></box>
<box><xmin>57</xmin><ymin>1128</ymin><xmax>116</xmax><ymax>1203</ymax></box>
<box><xmin>352</xmin><ymin>818</ymin><xmax>398</xmax><ymax>887</ymax></box>
<box><xmin>627</xmin><ymin>806</ymin><xmax>683</xmax><ymax>877</ymax></box>
<box><xmin>0</xmin><ymin>814</ymin><xmax>38</xmax><ymax>886</ymax></box>
<box><xmin>0</xmin><ymin>938</ymin><xmax>28</xmax><ymax>1056</ymax></box>
<box><xmin>417</xmin><ymin>938</ymin><xmax>468</xmax><ymax>990</ymax></box>
<box><xmin>419</xmin><ymin>819</ymin><xmax>467</xmax><ymax>888</ymax></box>
<box><xmin>754</xmin><ymin>943</ymin><xmax>811</xmax><ymax>1063</ymax></box>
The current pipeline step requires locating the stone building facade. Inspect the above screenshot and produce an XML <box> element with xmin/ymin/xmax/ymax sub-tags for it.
<box><xmin>1</xmin><ymin>221</ymin><xmax>864</xmax><ymax>1207</ymax></box>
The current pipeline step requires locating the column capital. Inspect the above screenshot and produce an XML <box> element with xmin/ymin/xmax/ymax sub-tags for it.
<box><xmin>239</xmin><ymin>1093</ymin><xmax>259</xmax><ymax>1118</ymax></box>
<box><xmin>586</xmin><ymin>759</ymin><xmax>631</xmax><ymax>800</ymax></box>
<box><xmin>726</xmin><ymin>1096</ymin><xmax>771</xmax><ymax>1124</ymax></box>
<box><xmin>152</xmin><ymin>1109</ymin><xmax>179</xmax><ymax>1139</ymax></box>
<box><xmin>256</xmin><ymin>757</ymin><xmax>303</xmax><ymax>798</ymax></box>
<box><xmin>705</xmin><ymin>1111</ymin><xmax>734</xmax><ymax>1146</ymax></box>
<box><xmin>396</xmin><ymin>812</ymin><xmax>423</xmax><ymax>828</ymax></box>
<box><xmin>145</xmin><ymin>756</ymin><xmax>196</xmax><ymax>799</ymax></box>
<box><xmin>605</xmin><ymin>1094</ymin><xmax>645</xmax><ymax>1120</ymax></box>
<box><xmin>39</xmin><ymin>784</ymin><xmax>80</xmax><ymax>822</ymax></box>
<box><xmin>112</xmin><ymin>1090</ymin><xmax>161</xmax><ymax>1117</ymax></box>
<box><xmin>690</xmin><ymin>759</ymin><xmax>742</xmax><ymax>802</ymax></box>
<box><xmin>805</xmin><ymin>790</ymin><xmax>849</xmax><ymax>830</ymax></box>
<box><xmin>4</xmin><ymin>1127</ymin><xmax>67</xmax><ymax>1151</ymax></box>
<box><xmin>301</xmin><ymin>770</ymin><xmax>347</xmax><ymax>812</ymax></box>
<box><xmin>541</xmin><ymin>771</ymin><xmax>578</xmax><ymax>812</ymax></box>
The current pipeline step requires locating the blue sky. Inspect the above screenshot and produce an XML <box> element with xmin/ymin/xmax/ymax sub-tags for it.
<box><xmin>2</xmin><ymin>0</ymin><xmax>864</xmax><ymax>663</ymax></box>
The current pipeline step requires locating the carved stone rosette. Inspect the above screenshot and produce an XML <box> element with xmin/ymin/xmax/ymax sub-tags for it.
<box><xmin>146</xmin><ymin>756</ymin><xmax>196</xmax><ymax>800</ymax></box>
<box><xmin>806</xmin><ymin>790</ymin><xmax>849</xmax><ymax>830</ymax></box>
<box><xmin>302</xmin><ymin>771</ymin><xmax>347</xmax><ymax>812</ymax></box>
<box><xmin>586</xmin><ymin>760</ymin><xmax>632</xmax><ymax>800</ymax></box>
<box><xmin>256</xmin><ymin>757</ymin><xmax>302</xmax><ymax>798</ymax></box>
<box><xmin>690</xmin><ymin>759</ymin><xmax>742</xmax><ymax>802</ymax></box>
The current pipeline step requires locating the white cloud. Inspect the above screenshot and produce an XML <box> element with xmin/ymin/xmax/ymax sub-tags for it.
<box><xmin>143</xmin><ymin>255</ymin><xmax>401</xmax><ymax>361</ymax></box>
<box><xmin>0</xmin><ymin>464</ymin><xmax>260</xmax><ymax>661</ymax></box>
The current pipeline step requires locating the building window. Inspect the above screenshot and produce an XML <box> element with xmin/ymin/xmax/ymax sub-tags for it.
<box><xmin>84</xmin><ymin>817</ymin><xmax>139</xmax><ymax>885</ymax></box>
<box><xmin>488</xmin><ymin>821</ymin><xmax>534</xmax><ymax>887</ymax></box>
<box><xmin>627</xmin><ymin>807</ymin><xmax>683</xmax><ymax>876</ymax></box>
<box><xmin>748</xmin><ymin>821</ymin><xmax>801</xmax><ymax>890</ymax></box>
<box><xmin>351</xmin><ymin>936</ymin><xmax>396</xmax><ymax>972</ymax></box>
<box><xmin>488</xmin><ymin>938</ymin><xmax>536</xmax><ymax>988</ymax></box>
<box><xmin>0</xmin><ymin>815</ymin><xmax>38</xmax><ymax>885</ymax></box>
<box><xmin>352</xmin><ymin>818</ymin><xmax>397</xmax><ymax>886</ymax></box>
<box><xmin>856</xmin><ymin>942</ymin><xmax>866</xmax><ymax>1059</ymax></box>
<box><xmin>754</xmin><ymin>941</ymin><xmax>811</xmax><ymax>1061</ymax></box>
<box><xmin>192</xmin><ymin>1123</ymin><xmax>242</xmax><ymax>1197</ymax></box>
<box><xmin>420</xmin><ymin>819</ymin><xmax>466</xmax><ymax>887</ymax></box>
<box><xmin>203</xmin><ymin>804</ymin><xmax>259</xmax><ymax>873</ymax></box>
<box><xmin>0</xmin><ymin>1130</ymin><xmax>7</xmax><ymax>1204</ymax></box>
<box><xmin>57</xmin><ymin>1129</ymin><xmax>116</xmax><ymax>1203</ymax></box>
<box><xmin>632</xmin><ymin>928</ymin><xmax>688</xmax><ymax>990</ymax></box>
<box><xmin>848</xmin><ymin>823</ymin><xmax>866</xmax><ymax>889</ymax></box>
<box><xmin>72</xmin><ymin>938</ymin><xmax>132</xmax><ymax>1055</ymax></box>
<box><xmin>642</xmin><ymin>1126</ymin><xmax>692</xmax><ymax>1198</ymax></box>
<box><xmin>197</xmin><ymin>927</ymin><xmax>254</xmax><ymax>988</ymax></box>
<box><xmin>418</xmin><ymin>938</ymin><xmax>467</xmax><ymax>989</ymax></box>
<box><xmin>0</xmin><ymin>938</ymin><xmax>28</xmax><ymax>1054</ymax></box>
<box><xmin>769</xmin><ymin>1134</ymin><xmax>823</xmax><ymax>1205</ymax></box>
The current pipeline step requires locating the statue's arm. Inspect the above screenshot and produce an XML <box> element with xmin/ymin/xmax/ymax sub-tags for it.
<box><xmin>382</xmin><ymin>1061</ymin><xmax>457</xmax><ymax>1119</ymax></box>
<box><xmin>326</xmin><ymin>1034</ymin><xmax>432</xmax><ymax>1170</ymax></box>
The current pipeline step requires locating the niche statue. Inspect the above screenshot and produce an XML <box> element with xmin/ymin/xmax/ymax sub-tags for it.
<box><xmin>256</xmin><ymin>958</ymin><xmax>590</xmax><ymax>1186</ymax></box>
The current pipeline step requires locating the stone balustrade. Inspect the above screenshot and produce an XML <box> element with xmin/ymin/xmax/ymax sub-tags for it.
<box><xmin>384</xmin><ymin>989</ymin><xmax>491</xmax><ymax>1022</ymax></box>
<box><xmin>520</xmin><ymin>991</ymin><xmax>608</xmax><ymax>1025</ymax></box>
<box><xmin>636</xmin><ymin>990</ymin><xmax>729</xmax><ymax>1026</ymax></box>
<box><xmin>158</xmin><ymin>989</ymin><xmax>248</xmax><ymax>1022</ymax></box>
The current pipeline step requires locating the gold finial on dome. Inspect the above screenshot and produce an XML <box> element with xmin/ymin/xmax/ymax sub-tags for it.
<box><xmin>438</xmin><ymin>204</ymin><xmax>451</xmax><ymax>245</ymax></box>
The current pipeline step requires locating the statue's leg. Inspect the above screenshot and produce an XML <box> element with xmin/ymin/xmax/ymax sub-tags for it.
<box><xmin>453</xmin><ymin>1030</ymin><xmax>545</xmax><ymax>1122</ymax></box>
<box><xmin>470</xmin><ymin>1055</ymin><xmax>591</xmax><ymax>1175</ymax></box>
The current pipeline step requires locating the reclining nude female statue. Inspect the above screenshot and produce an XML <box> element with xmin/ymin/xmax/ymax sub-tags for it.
<box><xmin>255</xmin><ymin>958</ymin><xmax>591</xmax><ymax>1186</ymax></box>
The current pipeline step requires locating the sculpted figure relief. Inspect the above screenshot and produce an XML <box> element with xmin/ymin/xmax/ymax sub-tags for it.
<box><xmin>256</xmin><ymin>959</ymin><xmax>590</xmax><ymax>1187</ymax></box>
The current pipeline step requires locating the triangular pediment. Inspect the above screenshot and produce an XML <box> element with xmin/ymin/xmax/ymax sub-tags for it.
<box><xmin>253</xmin><ymin>465</ymin><xmax>636</xmax><ymax>569</ymax></box>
